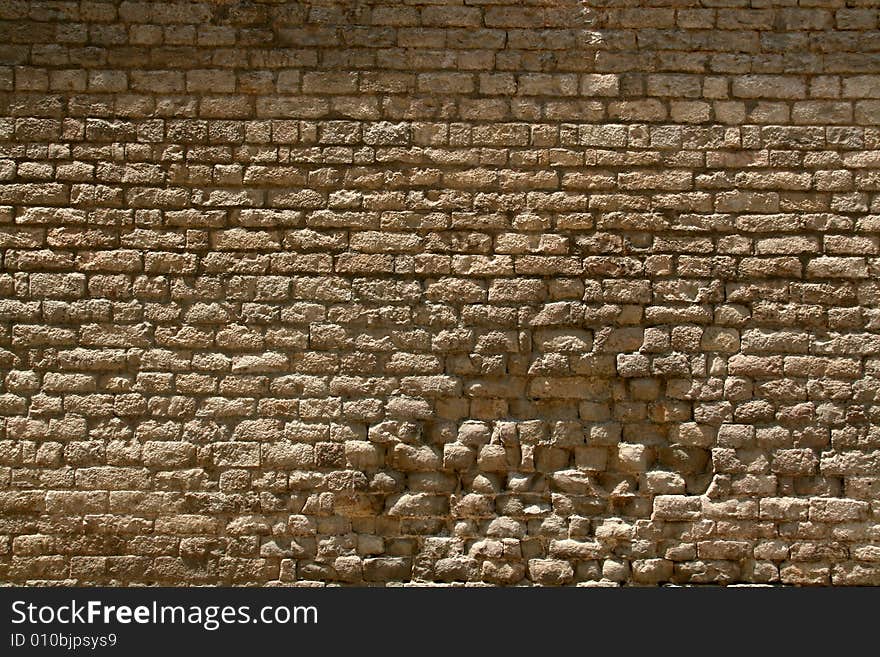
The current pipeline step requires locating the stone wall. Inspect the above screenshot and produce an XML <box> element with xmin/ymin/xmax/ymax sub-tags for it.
<box><xmin>2</xmin><ymin>0</ymin><xmax>880</xmax><ymax>586</ymax></box>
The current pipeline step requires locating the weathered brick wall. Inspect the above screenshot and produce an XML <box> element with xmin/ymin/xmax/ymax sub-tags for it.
<box><xmin>1</xmin><ymin>0</ymin><xmax>879</xmax><ymax>586</ymax></box>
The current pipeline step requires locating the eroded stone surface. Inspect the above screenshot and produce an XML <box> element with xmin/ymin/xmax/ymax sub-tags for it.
<box><xmin>1</xmin><ymin>0</ymin><xmax>879</xmax><ymax>586</ymax></box>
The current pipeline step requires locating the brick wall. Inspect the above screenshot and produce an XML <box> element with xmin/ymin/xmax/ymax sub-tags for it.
<box><xmin>2</xmin><ymin>0</ymin><xmax>879</xmax><ymax>586</ymax></box>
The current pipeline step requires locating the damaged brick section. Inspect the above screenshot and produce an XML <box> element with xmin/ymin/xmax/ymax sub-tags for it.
<box><xmin>1</xmin><ymin>0</ymin><xmax>880</xmax><ymax>586</ymax></box>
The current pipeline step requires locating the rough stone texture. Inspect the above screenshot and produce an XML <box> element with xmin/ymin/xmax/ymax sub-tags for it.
<box><xmin>1</xmin><ymin>0</ymin><xmax>880</xmax><ymax>586</ymax></box>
